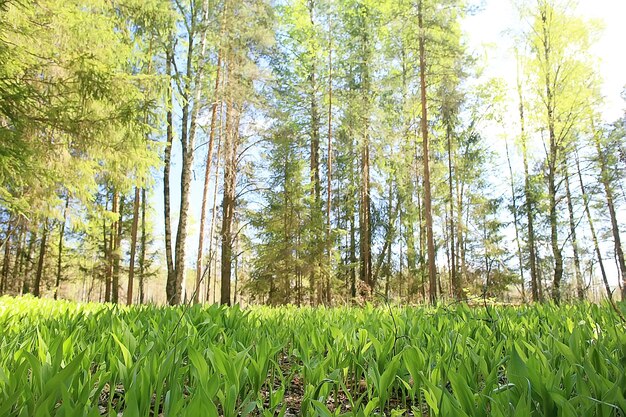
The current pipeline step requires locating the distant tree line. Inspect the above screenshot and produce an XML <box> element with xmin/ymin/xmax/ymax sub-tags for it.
<box><xmin>0</xmin><ymin>0</ymin><xmax>624</xmax><ymax>305</ymax></box>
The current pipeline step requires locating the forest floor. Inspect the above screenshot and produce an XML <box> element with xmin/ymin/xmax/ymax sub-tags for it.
<box><xmin>1</xmin><ymin>296</ymin><xmax>625</xmax><ymax>416</ymax></box>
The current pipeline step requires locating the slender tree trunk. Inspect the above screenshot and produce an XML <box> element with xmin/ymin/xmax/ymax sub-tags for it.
<box><xmin>127</xmin><ymin>186</ymin><xmax>140</xmax><ymax>305</ymax></box>
<box><xmin>190</xmin><ymin>2</ymin><xmax>218</xmax><ymax>303</ymax></box>
<box><xmin>591</xmin><ymin>127</ymin><xmax>626</xmax><ymax>299</ymax></box>
<box><xmin>108</xmin><ymin>191</ymin><xmax>118</xmax><ymax>303</ymax></box>
<box><xmin>575</xmin><ymin>150</ymin><xmax>611</xmax><ymax>299</ymax></box>
<box><xmin>373</xmin><ymin>184</ymin><xmax>396</xmax><ymax>284</ymax></box>
<box><xmin>220</xmin><ymin>100</ymin><xmax>240</xmax><ymax>306</ymax></box>
<box><xmin>206</xmin><ymin>123</ymin><xmax>223</xmax><ymax>303</ymax></box>
<box><xmin>0</xmin><ymin>220</ymin><xmax>11</xmax><ymax>295</ymax></box>
<box><xmin>563</xmin><ymin>160</ymin><xmax>583</xmax><ymax>300</ymax></box>
<box><xmin>163</xmin><ymin>41</ymin><xmax>175</xmax><ymax>301</ymax></box>
<box><xmin>103</xmin><ymin>216</ymin><xmax>111</xmax><ymax>302</ymax></box>
<box><xmin>173</xmin><ymin>2</ymin><xmax>210</xmax><ymax>305</ymax></box>
<box><xmin>139</xmin><ymin>188</ymin><xmax>147</xmax><ymax>304</ymax></box>
<box><xmin>358</xmin><ymin>28</ymin><xmax>372</xmax><ymax>291</ymax></box>
<box><xmin>112</xmin><ymin>194</ymin><xmax>124</xmax><ymax>304</ymax></box>
<box><xmin>350</xmin><ymin>209</ymin><xmax>356</xmax><ymax>299</ymax></box>
<box><xmin>359</xmin><ymin>131</ymin><xmax>372</xmax><ymax>289</ymax></box>
<box><xmin>22</xmin><ymin>229</ymin><xmax>35</xmax><ymax>295</ymax></box>
<box><xmin>446</xmin><ymin>122</ymin><xmax>461</xmax><ymax>300</ymax></box>
<box><xmin>196</xmin><ymin>49</ymin><xmax>223</xmax><ymax>304</ymax></box>
<box><xmin>306</xmin><ymin>0</ymin><xmax>323</xmax><ymax>304</ymax></box>
<box><xmin>417</xmin><ymin>178</ymin><xmax>426</xmax><ymax>302</ymax></box>
<box><xmin>326</xmin><ymin>12</ymin><xmax>333</xmax><ymax>306</ymax></box>
<box><xmin>418</xmin><ymin>0</ymin><xmax>437</xmax><ymax>304</ymax></box>
<box><xmin>233</xmin><ymin>223</ymin><xmax>239</xmax><ymax>305</ymax></box>
<box><xmin>517</xmin><ymin>51</ymin><xmax>539</xmax><ymax>302</ymax></box>
<box><xmin>12</xmin><ymin>225</ymin><xmax>24</xmax><ymax>294</ymax></box>
<box><xmin>539</xmin><ymin>10</ymin><xmax>563</xmax><ymax>303</ymax></box>
<box><xmin>33</xmin><ymin>222</ymin><xmax>48</xmax><ymax>297</ymax></box>
<box><xmin>505</xmin><ymin>137</ymin><xmax>526</xmax><ymax>302</ymax></box>
<box><xmin>54</xmin><ymin>196</ymin><xmax>70</xmax><ymax>300</ymax></box>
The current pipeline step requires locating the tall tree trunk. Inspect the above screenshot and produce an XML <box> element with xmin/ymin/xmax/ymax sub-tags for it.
<box><xmin>112</xmin><ymin>194</ymin><xmax>124</xmax><ymax>304</ymax></box>
<box><xmin>139</xmin><ymin>188</ymin><xmax>147</xmax><ymax>304</ymax></box>
<box><xmin>591</xmin><ymin>127</ymin><xmax>626</xmax><ymax>300</ymax></box>
<box><xmin>54</xmin><ymin>195</ymin><xmax>70</xmax><ymax>300</ymax></box>
<box><xmin>173</xmin><ymin>1</ymin><xmax>211</xmax><ymax>305</ymax></box>
<box><xmin>505</xmin><ymin>137</ymin><xmax>526</xmax><ymax>302</ymax></box>
<box><xmin>196</xmin><ymin>46</ymin><xmax>223</xmax><ymax>304</ymax></box>
<box><xmin>13</xmin><ymin>226</ymin><xmax>25</xmax><ymax>294</ymax></box>
<box><xmin>220</xmin><ymin>99</ymin><xmax>240</xmax><ymax>306</ymax></box>
<box><xmin>163</xmin><ymin>42</ymin><xmax>175</xmax><ymax>301</ymax></box>
<box><xmin>418</xmin><ymin>0</ymin><xmax>437</xmax><ymax>304</ymax></box>
<box><xmin>107</xmin><ymin>190</ymin><xmax>117</xmax><ymax>303</ymax></box>
<box><xmin>350</xmin><ymin>208</ymin><xmax>356</xmax><ymax>299</ymax></box>
<box><xmin>563</xmin><ymin>160</ymin><xmax>583</xmax><ymax>300</ymax></box>
<box><xmin>359</xmin><ymin>131</ymin><xmax>372</xmax><ymax>289</ymax></box>
<box><xmin>307</xmin><ymin>0</ymin><xmax>323</xmax><ymax>304</ymax></box>
<box><xmin>358</xmin><ymin>21</ymin><xmax>372</xmax><ymax>291</ymax></box>
<box><xmin>517</xmin><ymin>51</ymin><xmax>539</xmax><ymax>302</ymax></box>
<box><xmin>103</xmin><ymin>216</ymin><xmax>111</xmax><ymax>302</ymax></box>
<box><xmin>575</xmin><ymin>150</ymin><xmax>611</xmax><ymax>300</ymax></box>
<box><xmin>417</xmin><ymin>177</ymin><xmax>426</xmax><ymax>302</ymax></box>
<box><xmin>33</xmin><ymin>222</ymin><xmax>48</xmax><ymax>297</ymax></box>
<box><xmin>446</xmin><ymin>122</ymin><xmax>461</xmax><ymax>300</ymax></box>
<box><xmin>127</xmin><ymin>186</ymin><xmax>140</xmax><ymax>305</ymax></box>
<box><xmin>206</xmin><ymin>121</ymin><xmax>223</xmax><ymax>303</ymax></box>
<box><xmin>539</xmin><ymin>9</ymin><xmax>563</xmax><ymax>303</ymax></box>
<box><xmin>22</xmin><ymin>229</ymin><xmax>36</xmax><ymax>295</ymax></box>
<box><xmin>325</xmin><ymin>11</ymin><xmax>333</xmax><ymax>306</ymax></box>
<box><xmin>0</xmin><ymin>220</ymin><xmax>11</xmax><ymax>295</ymax></box>
<box><xmin>373</xmin><ymin>184</ymin><xmax>396</xmax><ymax>285</ymax></box>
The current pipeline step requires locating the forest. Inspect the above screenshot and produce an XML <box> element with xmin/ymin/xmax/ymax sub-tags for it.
<box><xmin>2</xmin><ymin>1</ymin><xmax>626</xmax><ymax>415</ymax></box>
<box><xmin>1</xmin><ymin>0</ymin><xmax>625</xmax><ymax>307</ymax></box>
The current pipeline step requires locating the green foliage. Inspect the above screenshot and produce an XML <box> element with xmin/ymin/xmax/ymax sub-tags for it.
<box><xmin>0</xmin><ymin>0</ymin><xmax>165</xmax><ymax>217</ymax></box>
<box><xmin>1</xmin><ymin>297</ymin><xmax>626</xmax><ymax>416</ymax></box>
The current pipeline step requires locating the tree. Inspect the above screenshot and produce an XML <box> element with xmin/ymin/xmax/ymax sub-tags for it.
<box><xmin>521</xmin><ymin>0</ymin><xmax>598</xmax><ymax>302</ymax></box>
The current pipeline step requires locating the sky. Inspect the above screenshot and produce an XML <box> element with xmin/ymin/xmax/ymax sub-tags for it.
<box><xmin>156</xmin><ymin>0</ymin><xmax>626</xmax><ymax>293</ymax></box>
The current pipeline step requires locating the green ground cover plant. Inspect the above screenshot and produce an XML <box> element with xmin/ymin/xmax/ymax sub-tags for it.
<box><xmin>0</xmin><ymin>296</ymin><xmax>625</xmax><ymax>416</ymax></box>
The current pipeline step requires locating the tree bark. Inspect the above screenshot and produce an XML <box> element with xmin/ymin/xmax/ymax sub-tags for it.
<box><xmin>539</xmin><ymin>8</ymin><xmax>563</xmax><ymax>303</ymax></box>
<box><xmin>418</xmin><ymin>0</ymin><xmax>437</xmax><ymax>304</ymax></box>
<box><xmin>112</xmin><ymin>193</ymin><xmax>123</xmax><ymax>304</ymax></box>
<box><xmin>516</xmin><ymin>51</ymin><xmax>539</xmax><ymax>302</ymax></box>
<box><xmin>163</xmin><ymin>41</ymin><xmax>175</xmax><ymax>302</ymax></box>
<box><xmin>307</xmin><ymin>0</ymin><xmax>323</xmax><ymax>304</ymax></box>
<box><xmin>33</xmin><ymin>222</ymin><xmax>48</xmax><ymax>297</ymax></box>
<box><xmin>220</xmin><ymin>99</ymin><xmax>240</xmax><ymax>306</ymax></box>
<box><xmin>325</xmin><ymin>10</ymin><xmax>333</xmax><ymax>306</ymax></box>
<box><xmin>127</xmin><ymin>186</ymin><xmax>140</xmax><ymax>305</ymax></box>
<box><xmin>505</xmin><ymin>137</ymin><xmax>526</xmax><ymax>302</ymax></box>
<box><xmin>139</xmin><ymin>188</ymin><xmax>146</xmax><ymax>304</ymax></box>
<box><xmin>446</xmin><ymin>121</ymin><xmax>461</xmax><ymax>300</ymax></box>
<box><xmin>22</xmin><ymin>229</ymin><xmax>36</xmax><ymax>295</ymax></box>
<box><xmin>592</xmin><ymin>127</ymin><xmax>626</xmax><ymax>299</ymax></box>
<box><xmin>206</xmin><ymin>122</ymin><xmax>223</xmax><ymax>303</ymax></box>
<box><xmin>172</xmin><ymin>0</ymin><xmax>211</xmax><ymax>305</ymax></box>
<box><xmin>54</xmin><ymin>195</ymin><xmax>70</xmax><ymax>300</ymax></box>
<box><xmin>563</xmin><ymin>160</ymin><xmax>583</xmax><ymax>300</ymax></box>
<box><xmin>196</xmin><ymin>37</ymin><xmax>223</xmax><ymax>304</ymax></box>
<box><xmin>0</xmin><ymin>220</ymin><xmax>11</xmax><ymax>295</ymax></box>
<box><xmin>350</xmin><ymin>208</ymin><xmax>356</xmax><ymax>299</ymax></box>
<box><xmin>575</xmin><ymin>150</ymin><xmax>611</xmax><ymax>300</ymax></box>
<box><xmin>358</xmin><ymin>13</ymin><xmax>372</xmax><ymax>290</ymax></box>
<box><xmin>103</xmin><ymin>215</ymin><xmax>111</xmax><ymax>302</ymax></box>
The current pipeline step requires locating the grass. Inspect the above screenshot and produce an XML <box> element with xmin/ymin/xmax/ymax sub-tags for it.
<box><xmin>0</xmin><ymin>296</ymin><xmax>625</xmax><ymax>416</ymax></box>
